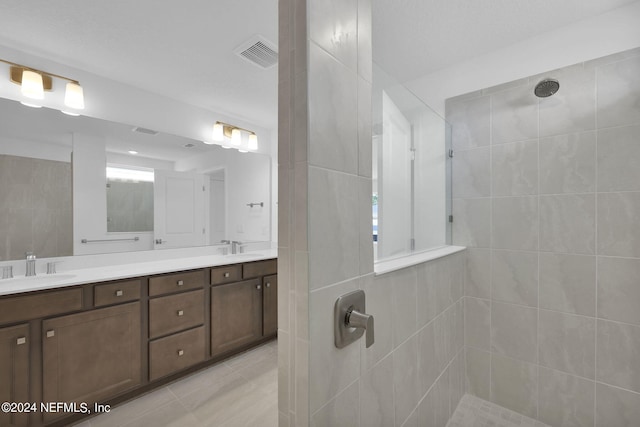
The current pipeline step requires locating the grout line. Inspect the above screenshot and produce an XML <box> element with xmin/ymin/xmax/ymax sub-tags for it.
<box><xmin>536</xmin><ymin>92</ymin><xmax>541</xmax><ymax>422</ymax></box>
<box><xmin>594</xmin><ymin>65</ymin><xmax>599</xmax><ymax>427</ymax></box>
<box><xmin>488</xmin><ymin>91</ymin><xmax>494</xmax><ymax>405</ymax></box>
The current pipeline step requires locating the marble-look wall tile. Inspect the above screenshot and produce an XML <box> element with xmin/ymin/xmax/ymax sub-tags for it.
<box><xmin>446</xmin><ymin>96</ymin><xmax>491</xmax><ymax>151</ymax></box>
<box><xmin>434</xmin><ymin>366</ymin><xmax>451</xmax><ymax>427</ymax></box>
<box><xmin>596</xmin><ymin>382</ymin><xmax>640</xmax><ymax>427</ymax></box>
<box><xmin>392</xmin><ymin>267</ymin><xmax>418</xmax><ymax>348</ymax></box>
<box><xmin>465</xmin><ymin>347</ymin><xmax>491</xmax><ymax>401</ymax></box>
<box><xmin>278</xmin><ymin>331</ymin><xmax>290</xmax><ymax>414</ymax></box>
<box><xmin>539</xmin><ymin>65</ymin><xmax>596</xmax><ymax>137</ymax></box>
<box><xmin>449</xmin><ymin>351</ymin><xmax>465</xmax><ymax>415</ymax></box>
<box><xmin>308</xmin><ymin>167</ymin><xmax>359</xmax><ymax>290</ymax></box>
<box><xmin>464</xmin><ymin>297</ymin><xmax>490</xmax><ymax>351</ymax></box>
<box><xmin>539</xmin><ymin>131</ymin><xmax>596</xmax><ymax>194</ymax></box>
<box><xmin>358</xmin><ymin>177</ymin><xmax>374</xmax><ymax>275</ymax></box>
<box><xmin>416</xmin><ymin>262</ymin><xmax>439</xmax><ymax>327</ymax></box>
<box><xmin>538</xmin><ymin>310</ymin><xmax>595</xmax><ymax>379</ymax></box>
<box><xmin>357</xmin><ymin>77</ymin><xmax>373</xmax><ymax>178</ymax></box>
<box><xmin>597</xmin><ymin>319</ymin><xmax>640</xmax><ymax>394</ymax></box>
<box><xmin>309</xmin><ymin>279</ymin><xmax>360</xmax><ymax>413</ymax></box>
<box><xmin>360</xmin><ymin>355</ymin><xmax>394</xmax><ymax>427</ymax></box>
<box><xmin>356</xmin><ymin>0</ymin><xmax>372</xmax><ymax>82</ymax></box>
<box><xmin>539</xmin><ymin>194</ymin><xmax>596</xmax><ymax>255</ymax></box>
<box><xmin>361</xmin><ymin>273</ymin><xmax>392</xmax><ymax>372</ymax></box>
<box><xmin>311</xmin><ymin>380</ymin><xmax>359</xmax><ymax>427</ymax></box>
<box><xmin>402</xmin><ymin>409</ymin><xmax>418</xmax><ymax>427</ymax></box>
<box><xmin>417</xmin><ymin>387</ymin><xmax>436</xmax><ymax>427</ymax></box>
<box><xmin>598</xmin><ymin>257</ymin><xmax>640</xmax><ymax>326</ymax></box>
<box><xmin>492</xmin><ymin>196</ymin><xmax>538</xmax><ymax>251</ymax></box>
<box><xmin>597</xmin><ymin>55</ymin><xmax>640</xmax><ymax>128</ymax></box>
<box><xmin>597</xmin><ymin>124</ymin><xmax>640</xmax><ymax>192</ymax></box>
<box><xmin>308</xmin><ymin>0</ymin><xmax>358</xmax><ymax>72</ymax></box>
<box><xmin>308</xmin><ymin>43</ymin><xmax>358</xmax><ymax>174</ymax></box>
<box><xmin>597</xmin><ymin>191</ymin><xmax>640</xmax><ymax>258</ymax></box>
<box><xmin>491</xmin><ymin>301</ymin><xmax>537</xmax><ymax>363</ymax></box>
<box><xmin>539</xmin><ymin>253</ymin><xmax>596</xmax><ymax>316</ymax></box>
<box><xmin>538</xmin><ymin>367</ymin><xmax>595</xmax><ymax>427</ymax></box>
<box><xmin>492</xmin><ymin>250</ymin><xmax>538</xmax><ymax>307</ymax></box>
<box><xmin>453</xmin><ymin>147</ymin><xmax>490</xmax><ymax>198</ymax></box>
<box><xmin>418</xmin><ymin>320</ymin><xmax>439</xmax><ymax>397</ymax></box>
<box><xmin>491</xmin><ymin>354</ymin><xmax>538</xmax><ymax>419</ymax></box>
<box><xmin>491</xmin><ymin>140</ymin><xmax>538</xmax><ymax>196</ymax></box>
<box><xmin>452</xmin><ymin>198</ymin><xmax>491</xmax><ymax>248</ymax></box>
<box><xmin>465</xmin><ymin>248</ymin><xmax>490</xmax><ymax>299</ymax></box>
<box><xmin>393</xmin><ymin>334</ymin><xmax>420</xmax><ymax>426</ymax></box>
<box><xmin>491</xmin><ymin>85</ymin><xmax>538</xmax><ymax>145</ymax></box>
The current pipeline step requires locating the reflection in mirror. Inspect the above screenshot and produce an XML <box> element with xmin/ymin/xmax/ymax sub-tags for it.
<box><xmin>0</xmin><ymin>96</ymin><xmax>271</xmax><ymax>261</ymax></box>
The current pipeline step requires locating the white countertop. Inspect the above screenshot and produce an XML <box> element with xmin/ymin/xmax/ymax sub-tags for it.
<box><xmin>0</xmin><ymin>249</ymin><xmax>277</xmax><ymax>297</ymax></box>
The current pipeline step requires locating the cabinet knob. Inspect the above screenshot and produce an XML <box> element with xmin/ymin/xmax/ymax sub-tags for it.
<box><xmin>115</xmin><ymin>290</ymin><xmax>124</xmax><ymax>297</ymax></box>
<box><xmin>177</xmin><ymin>280</ymin><xmax>184</xmax><ymax>286</ymax></box>
<box><xmin>46</xmin><ymin>330</ymin><xmax>55</xmax><ymax>338</ymax></box>
<box><xmin>177</xmin><ymin>349</ymin><xmax>184</xmax><ymax>356</ymax></box>
<box><xmin>224</xmin><ymin>272</ymin><xmax>230</xmax><ymax>278</ymax></box>
<box><xmin>256</xmin><ymin>284</ymin><xmax>261</xmax><ymax>290</ymax></box>
<box><xmin>177</xmin><ymin>310</ymin><xmax>184</xmax><ymax>317</ymax></box>
<box><xmin>16</xmin><ymin>337</ymin><xmax>26</xmax><ymax>345</ymax></box>
<box><xmin>266</xmin><ymin>282</ymin><xmax>271</xmax><ymax>288</ymax></box>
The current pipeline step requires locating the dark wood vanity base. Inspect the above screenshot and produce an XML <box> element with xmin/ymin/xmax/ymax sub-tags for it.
<box><xmin>0</xmin><ymin>258</ymin><xmax>277</xmax><ymax>427</ymax></box>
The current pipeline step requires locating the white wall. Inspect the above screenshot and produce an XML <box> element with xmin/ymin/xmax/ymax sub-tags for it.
<box><xmin>0</xmin><ymin>135</ymin><xmax>71</xmax><ymax>162</ymax></box>
<box><xmin>406</xmin><ymin>1</ymin><xmax>640</xmax><ymax>116</ymax></box>
<box><xmin>175</xmin><ymin>148</ymin><xmax>272</xmax><ymax>243</ymax></box>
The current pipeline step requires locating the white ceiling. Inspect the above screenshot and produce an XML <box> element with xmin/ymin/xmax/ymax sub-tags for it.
<box><xmin>0</xmin><ymin>0</ymin><xmax>636</xmax><ymax>132</ymax></box>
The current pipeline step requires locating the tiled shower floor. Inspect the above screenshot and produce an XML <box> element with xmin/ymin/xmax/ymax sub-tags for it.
<box><xmin>447</xmin><ymin>394</ymin><xmax>550</xmax><ymax>427</ymax></box>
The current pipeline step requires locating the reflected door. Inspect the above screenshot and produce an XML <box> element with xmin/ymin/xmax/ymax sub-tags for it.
<box><xmin>378</xmin><ymin>91</ymin><xmax>412</xmax><ymax>259</ymax></box>
<box><xmin>154</xmin><ymin>170</ymin><xmax>206</xmax><ymax>249</ymax></box>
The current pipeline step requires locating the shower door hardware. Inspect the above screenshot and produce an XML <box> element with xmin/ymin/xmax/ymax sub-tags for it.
<box><xmin>449</xmin><ymin>215</ymin><xmax>453</xmax><ymax>223</ymax></box>
<box><xmin>448</xmin><ymin>149</ymin><xmax>454</xmax><ymax>158</ymax></box>
<box><xmin>334</xmin><ymin>290</ymin><xmax>375</xmax><ymax>349</ymax></box>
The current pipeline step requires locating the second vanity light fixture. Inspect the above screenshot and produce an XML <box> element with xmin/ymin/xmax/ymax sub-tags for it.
<box><xmin>1</xmin><ymin>58</ymin><xmax>85</xmax><ymax>114</ymax></box>
<box><xmin>209</xmin><ymin>121</ymin><xmax>258</xmax><ymax>151</ymax></box>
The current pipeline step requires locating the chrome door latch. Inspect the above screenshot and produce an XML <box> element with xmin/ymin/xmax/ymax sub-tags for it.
<box><xmin>334</xmin><ymin>290</ymin><xmax>374</xmax><ymax>349</ymax></box>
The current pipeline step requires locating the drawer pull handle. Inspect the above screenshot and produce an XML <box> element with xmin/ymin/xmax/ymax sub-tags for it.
<box><xmin>177</xmin><ymin>310</ymin><xmax>184</xmax><ymax>317</ymax></box>
<box><xmin>266</xmin><ymin>282</ymin><xmax>271</xmax><ymax>288</ymax></box>
<box><xmin>115</xmin><ymin>290</ymin><xmax>124</xmax><ymax>297</ymax></box>
<box><xmin>224</xmin><ymin>272</ymin><xmax>230</xmax><ymax>278</ymax></box>
<box><xmin>256</xmin><ymin>284</ymin><xmax>261</xmax><ymax>290</ymax></box>
<box><xmin>177</xmin><ymin>280</ymin><xmax>184</xmax><ymax>286</ymax></box>
<box><xmin>177</xmin><ymin>349</ymin><xmax>184</xmax><ymax>356</ymax></box>
<box><xmin>16</xmin><ymin>337</ymin><xmax>26</xmax><ymax>345</ymax></box>
<box><xmin>46</xmin><ymin>330</ymin><xmax>55</xmax><ymax>338</ymax></box>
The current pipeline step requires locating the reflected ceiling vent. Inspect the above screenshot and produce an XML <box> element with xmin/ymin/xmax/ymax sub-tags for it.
<box><xmin>234</xmin><ymin>35</ymin><xmax>278</xmax><ymax>69</ymax></box>
<box><xmin>131</xmin><ymin>126</ymin><xmax>159</xmax><ymax>136</ymax></box>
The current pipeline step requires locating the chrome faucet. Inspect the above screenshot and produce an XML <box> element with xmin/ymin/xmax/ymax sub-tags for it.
<box><xmin>25</xmin><ymin>252</ymin><xmax>36</xmax><ymax>277</ymax></box>
<box><xmin>231</xmin><ymin>241</ymin><xmax>242</xmax><ymax>254</ymax></box>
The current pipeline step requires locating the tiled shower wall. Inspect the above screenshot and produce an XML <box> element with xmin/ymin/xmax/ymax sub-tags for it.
<box><xmin>448</xmin><ymin>47</ymin><xmax>640</xmax><ymax>427</ymax></box>
<box><xmin>278</xmin><ymin>0</ymin><xmax>464</xmax><ymax>425</ymax></box>
<box><xmin>0</xmin><ymin>154</ymin><xmax>72</xmax><ymax>260</ymax></box>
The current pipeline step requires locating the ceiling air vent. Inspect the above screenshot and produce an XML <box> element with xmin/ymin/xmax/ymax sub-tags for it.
<box><xmin>131</xmin><ymin>126</ymin><xmax>159</xmax><ymax>136</ymax></box>
<box><xmin>234</xmin><ymin>35</ymin><xmax>278</xmax><ymax>69</ymax></box>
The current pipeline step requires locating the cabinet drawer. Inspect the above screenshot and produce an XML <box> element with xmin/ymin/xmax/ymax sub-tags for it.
<box><xmin>94</xmin><ymin>280</ymin><xmax>141</xmax><ymax>307</ymax></box>
<box><xmin>210</xmin><ymin>264</ymin><xmax>242</xmax><ymax>285</ymax></box>
<box><xmin>242</xmin><ymin>259</ymin><xmax>277</xmax><ymax>279</ymax></box>
<box><xmin>149</xmin><ymin>326</ymin><xmax>205</xmax><ymax>381</ymax></box>
<box><xmin>0</xmin><ymin>288</ymin><xmax>83</xmax><ymax>325</ymax></box>
<box><xmin>149</xmin><ymin>270</ymin><xmax>204</xmax><ymax>296</ymax></box>
<box><xmin>149</xmin><ymin>289</ymin><xmax>205</xmax><ymax>339</ymax></box>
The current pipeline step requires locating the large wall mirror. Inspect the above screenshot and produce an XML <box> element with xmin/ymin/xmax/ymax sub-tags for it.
<box><xmin>0</xmin><ymin>96</ymin><xmax>271</xmax><ymax>261</ymax></box>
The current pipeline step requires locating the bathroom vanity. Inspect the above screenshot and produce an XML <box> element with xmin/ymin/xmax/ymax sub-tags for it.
<box><xmin>0</xmin><ymin>253</ymin><xmax>277</xmax><ymax>427</ymax></box>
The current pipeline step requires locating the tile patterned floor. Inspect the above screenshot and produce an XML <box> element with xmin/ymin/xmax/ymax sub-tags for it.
<box><xmin>447</xmin><ymin>394</ymin><xmax>550</xmax><ymax>427</ymax></box>
<box><xmin>74</xmin><ymin>340</ymin><xmax>278</xmax><ymax>427</ymax></box>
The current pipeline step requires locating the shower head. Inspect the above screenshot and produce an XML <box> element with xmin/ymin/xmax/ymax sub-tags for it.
<box><xmin>534</xmin><ymin>78</ymin><xmax>560</xmax><ymax>98</ymax></box>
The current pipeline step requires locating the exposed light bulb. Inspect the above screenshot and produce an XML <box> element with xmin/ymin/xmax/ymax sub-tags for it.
<box><xmin>21</xmin><ymin>70</ymin><xmax>44</xmax><ymax>99</ymax></box>
<box><xmin>212</xmin><ymin>123</ymin><xmax>224</xmax><ymax>141</ymax></box>
<box><xmin>231</xmin><ymin>128</ymin><xmax>241</xmax><ymax>146</ymax></box>
<box><xmin>248</xmin><ymin>133</ymin><xmax>258</xmax><ymax>150</ymax></box>
<box><xmin>64</xmin><ymin>82</ymin><xmax>84</xmax><ymax>110</ymax></box>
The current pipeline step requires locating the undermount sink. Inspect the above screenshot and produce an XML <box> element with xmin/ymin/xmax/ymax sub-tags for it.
<box><xmin>2</xmin><ymin>274</ymin><xmax>77</xmax><ymax>285</ymax></box>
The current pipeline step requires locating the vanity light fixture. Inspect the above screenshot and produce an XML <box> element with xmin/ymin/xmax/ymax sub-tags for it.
<box><xmin>1</xmin><ymin>58</ymin><xmax>85</xmax><ymax>114</ymax></box>
<box><xmin>211</xmin><ymin>121</ymin><xmax>259</xmax><ymax>151</ymax></box>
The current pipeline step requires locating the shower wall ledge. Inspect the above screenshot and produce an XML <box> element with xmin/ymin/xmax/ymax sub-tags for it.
<box><xmin>374</xmin><ymin>245</ymin><xmax>466</xmax><ymax>275</ymax></box>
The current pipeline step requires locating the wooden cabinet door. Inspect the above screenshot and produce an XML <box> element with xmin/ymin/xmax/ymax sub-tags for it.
<box><xmin>211</xmin><ymin>279</ymin><xmax>262</xmax><ymax>356</ymax></box>
<box><xmin>42</xmin><ymin>303</ymin><xmax>141</xmax><ymax>422</ymax></box>
<box><xmin>0</xmin><ymin>324</ymin><xmax>29</xmax><ymax>427</ymax></box>
<box><xmin>263</xmin><ymin>274</ymin><xmax>278</xmax><ymax>337</ymax></box>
